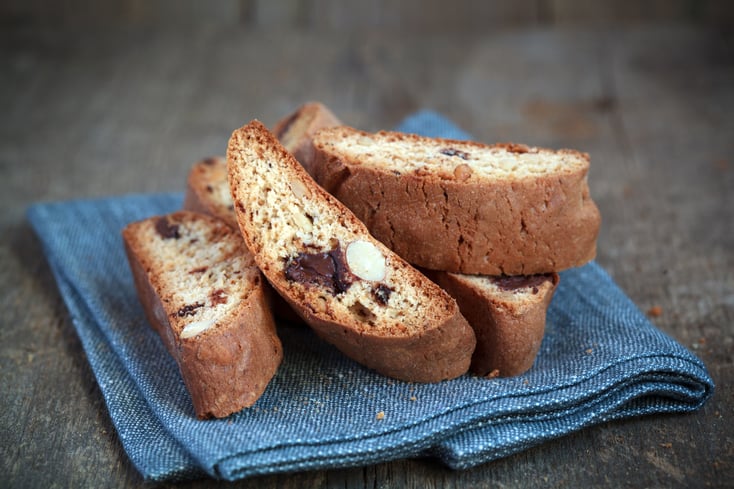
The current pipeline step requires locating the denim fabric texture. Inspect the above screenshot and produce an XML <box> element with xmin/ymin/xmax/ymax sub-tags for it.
<box><xmin>27</xmin><ymin>112</ymin><xmax>713</xmax><ymax>481</ymax></box>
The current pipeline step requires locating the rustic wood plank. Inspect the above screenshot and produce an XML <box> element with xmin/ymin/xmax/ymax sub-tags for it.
<box><xmin>0</xmin><ymin>24</ymin><xmax>731</xmax><ymax>488</ymax></box>
<box><xmin>1</xmin><ymin>225</ymin><xmax>143</xmax><ymax>488</ymax></box>
<box><xmin>4</xmin><ymin>1</ymin><xmax>731</xmax><ymax>28</ymax></box>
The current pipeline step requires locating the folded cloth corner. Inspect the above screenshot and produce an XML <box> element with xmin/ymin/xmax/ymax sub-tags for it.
<box><xmin>26</xmin><ymin>112</ymin><xmax>713</xmax><ymax>481</ymax></box>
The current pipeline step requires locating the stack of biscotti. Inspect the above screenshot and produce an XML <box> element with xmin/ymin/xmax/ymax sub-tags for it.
<box><xmin>226</xmin><ymin>120</ymin><xmax>476</xmax><ymax>383</ymax></box>
<box><xmin>125</xmin><ymin>99</ymin><xmax>597</xmax><ymax>413</ymax></box>
<box><xmin>309</xmin><ymin>124</ymin><xmax>600</xmax><ymax>377</ymax></box>
<box><xmin>185</xmin><ymin>106</ymin><xmax>546</xmax><ymax>380</ymax></box>
<box><xmin>122</xmin><ymin>211</ymin><xmax>283</xmax><ymax>418</ymax></box>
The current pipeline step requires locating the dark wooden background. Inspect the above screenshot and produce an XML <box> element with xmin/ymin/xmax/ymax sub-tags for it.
<box><xmin>2</xmin><ymin>0</ymin><xmax>734</xmax><ymax>29</ymax></box>
<box><xmin>1</xmin><ymin>2</ymin><xmax>733</xmax><ymax>488</ymax></box>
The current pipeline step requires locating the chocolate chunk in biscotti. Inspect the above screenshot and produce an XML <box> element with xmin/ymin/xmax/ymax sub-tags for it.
<box><xmin>310</xmin><ymin>126</ymin><xmax>601</xmax><ymax>276</ymax></box>
<box><xmin>154</xmin><ymin>215</ymin><xmax>181</xmax><ymax>240</ymax></box>
<box><xmin>227</xmin><ymin>120</ymin><xmax>476</xmax><ymax>383</ymax></box>
<box><xmin>122</xmin><ymin>211</ymin><xmax>282</xmax><ymax>419</ymax></box>
<box><xmin>283</xmin><ymin>246</ymin><xmax>355</xmax><ymax>295</ymax></box>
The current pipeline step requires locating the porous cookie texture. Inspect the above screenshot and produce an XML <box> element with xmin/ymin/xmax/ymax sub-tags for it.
<box><xmin>272</xmin><ymin>101</ymin><xmax>342</xmax><ymax>174</ymax></box>
<box><xmin>227</xmin><ymin>120</ymin><xmax>476</xmax><ymax>383</ymax></box>
<box><xmin>182</xmin><ymin>156</ymin><xmax>303</xmax><ymax>324</ymax></box>
<box><xmin>427</xmin><ymin>271</ymin><xmax>559</xmax><ymax>377</ymax></box>
<box><xmin>311</xmin><ymin>126</ymin><xmax>601</xmax><ymax>275</ymax></box>
<box><xmin>182</xmin><ymin>156</ymin><xmax>237</xmax><ymax>228</ymax></box>
<box><xmin>122</xmin><ymin>211</ymin><xmax>282</xmax><ymax>419</ymax></box>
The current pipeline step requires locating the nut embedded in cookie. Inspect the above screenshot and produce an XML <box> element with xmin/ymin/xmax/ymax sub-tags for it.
<box><xmin>346</xmin><ymin>240</ymin><xmax>386</xmax><ymax>282</ymax></box>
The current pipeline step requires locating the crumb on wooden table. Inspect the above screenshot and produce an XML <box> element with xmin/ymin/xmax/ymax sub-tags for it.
<box><xmin>647</xmin><ymin>305</ymin><xmax>663</xmax><ymax>317</ymax></box>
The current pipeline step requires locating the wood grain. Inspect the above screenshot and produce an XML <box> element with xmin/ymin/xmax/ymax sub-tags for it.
<box><xmin>0</xmin><ymin>24</ymin><xmax>731</xmax><ymax>488</ymax></box>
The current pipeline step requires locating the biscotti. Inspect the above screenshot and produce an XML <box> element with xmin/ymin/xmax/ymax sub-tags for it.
<box><xmin>122</xmin><ymin>211</ymin><xmax>282</xmax><ymax>418</ymax></box>
<box><xmin>311</xmin><ymin>126</ymin><xmax>601</xmax><ymax>275</ymax></box>
<box><xmin>227</xmin><ymin>120</ymin><xmax>476</xmax><ymax>383</ymax></box>
<box><xmin>182</xmin><ymin>156</ymin><xmax>237</xmax><ymax>228</ymax></box>
<box><xmin>272</xmin><ymin>101</ymin><xmax>342</xmax><ymax>174</ymax></box>
<box><xmin>427</xmin><ymin>271</ymin><xmax>559</xmax><ymax>377</ymax></box>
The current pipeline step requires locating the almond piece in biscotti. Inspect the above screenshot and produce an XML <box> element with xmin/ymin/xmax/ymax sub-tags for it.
<box><xmin>345</xmin><ymin>240</ymin><xmax>386</xmax><ymax>282</ymax></box>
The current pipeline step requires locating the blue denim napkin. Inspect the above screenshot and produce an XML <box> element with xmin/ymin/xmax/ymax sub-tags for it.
<box><xmin>27</xmin><ymin>111</ymin><xmax>713</xmax><ymax>481</ymax></box>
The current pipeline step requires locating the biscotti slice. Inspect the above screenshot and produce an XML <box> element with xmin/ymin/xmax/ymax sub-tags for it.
<box><xmin>311</xmin><ymin>127</ymin><xmax>601</xmax><ymax>275</ymax></box>
<box><xmin>272</xmin><ymin>101</ymin><xmax>342</xmax><ymax>174</ymax></box>
<box><xmin>227</xmin><ymin>120</ymin><xmax>476</xmax><ymax>383</ymax></box>
<box><xmin>122</xmin><ymin>211</ymin><xmax>282</xmax><ymax>418</ymax></box>
<box><xmin>427</xmin><ymin>271</ymin><xmax>559</xmax><ymax>377</ymax></box>
<box><xmin>182</xmin><ymin>156</ymin><xmax>238</xmax><ymax>228</ymax></box>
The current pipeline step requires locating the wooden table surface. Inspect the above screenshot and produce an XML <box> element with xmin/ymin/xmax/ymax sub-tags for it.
<box><xmin>1</xmin><ymin>24</ymin><xmax>732</xmax><ymax>488</ymax></box>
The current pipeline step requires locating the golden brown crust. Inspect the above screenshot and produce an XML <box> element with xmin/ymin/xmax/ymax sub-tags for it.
<box><xmin>227</xmin><ymin>120</ymin><xmax>476</xmax><ymax>382</ymax></box>
<box><xmin>122</xmin><ymin>211</ymin><xmax>282</xmax><ymax>418</ymax></box>
<box><xmin>176</xmin><ymin>284</ymin><xmax>282</xmax><ymax>417</ymax></box>
<box><xmin>428</xmin><ymin>271</ymin><xmax>559</xmax><ymax>377</ymax></box>
<box><xmin>311</xmin><ymin>127</ymin><xmax>601</xmax><ymax>275</ymax></box>
<box><xmin>271</xmin><ymin>102</ymin><xmax>342</xmax><ymax>174</ymax></box>
<box><xmin>274</xmin><ymin>282</ymin><xmax>476</xmax><ymax>382</ymax></box>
